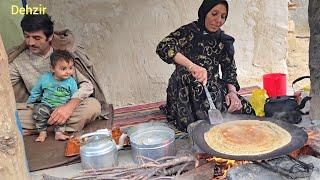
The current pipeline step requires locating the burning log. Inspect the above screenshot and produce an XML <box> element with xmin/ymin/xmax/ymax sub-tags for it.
<box><xmin>290</xmin><ymin>145</ymin><xmax>317</xmax><ymax>158</ymax></box>
<box><xmin>290</xmin><ymin>128</ymin><xmax>320</xmax><ymax>157</ymax></box>
<box><xmin>175</xmin><ymin>161</ymin><xmax>215</xmax><ymax>180</ymax></box>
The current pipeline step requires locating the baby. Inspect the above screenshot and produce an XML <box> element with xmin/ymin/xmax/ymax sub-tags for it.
<box><xmin>27</xmin><ymin>50</ymin><xmax>78</xmax><ymax>142</ymax></box>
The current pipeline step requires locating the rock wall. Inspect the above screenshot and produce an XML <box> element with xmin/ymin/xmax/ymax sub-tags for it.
<box><xmin>289</xmin><ymin>0</ymin><xmax>309</xmax><ymax>35</ymax></box>
<box><xmin>23</xmin><ymin>0</ymin><xmax>288</xmax><ymax>107</ymax></box>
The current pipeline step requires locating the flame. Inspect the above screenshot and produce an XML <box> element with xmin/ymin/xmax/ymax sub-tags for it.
<box><xmin>210</xmin><ymin>157</ymin><xmax>235</xmax><ymax>167</ymax></box>
<box><xmin>207</xmin><ymin>157</ymin><xmax>243</xmax><ymax>178</ymax></box>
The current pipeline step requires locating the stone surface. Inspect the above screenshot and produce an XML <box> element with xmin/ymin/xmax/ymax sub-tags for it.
<box><xmin>299</xmin><ymin>155</ymin><xmax>320</xmax><ymax>180</ymax></box>
<box><xmin>227</xmin><ymin>155</ymin><xmax>319</xmax><ymax>180</ymax></box>
<box><xmin>23</xmin><ymin>0</ymin><xmax>288</xmax><ymax>107</ymax></box>
<box><xmin>227</xmin><ymin>163</ymin><xmax>288</xmax><ymax>180</ymax></box>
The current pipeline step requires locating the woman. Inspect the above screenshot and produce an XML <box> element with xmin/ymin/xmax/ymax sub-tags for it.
<box><xmin>156</xmin><ymin>0</ymin><xmax>254</xmax><ymax>131</ymax></box>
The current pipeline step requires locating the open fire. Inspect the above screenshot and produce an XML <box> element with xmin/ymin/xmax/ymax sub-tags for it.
<box><xmin>201</xmin><ymin>129</ymin><xmax>318</xmax><ymax>179</ymax></box>
<box><xmin>206</xmin><ymin>157</ymin><xmax>249</xmax><ymax>179</ymax></box>
<box><xmin>188</xmin><ymin>120</ymin><xmax>319</xmax><ymax>179</ymax></box>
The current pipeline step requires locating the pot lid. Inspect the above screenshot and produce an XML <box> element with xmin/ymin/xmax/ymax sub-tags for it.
<box><xmin>80</xmin><ymin>136</ymin><xmax>116</xmax><ymax>157</ymax></box>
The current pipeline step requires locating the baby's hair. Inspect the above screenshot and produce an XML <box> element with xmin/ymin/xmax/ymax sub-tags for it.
<box><xmin>50</xmin><ymin>50</ymin><xmax>74</xmax><ymax>67</ymax></box>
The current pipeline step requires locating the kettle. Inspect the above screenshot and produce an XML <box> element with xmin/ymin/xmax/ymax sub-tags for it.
<box><xmin>80</xmin><ymin>129</ymin><xmax>127</xmax><ymax>169</ymax></box>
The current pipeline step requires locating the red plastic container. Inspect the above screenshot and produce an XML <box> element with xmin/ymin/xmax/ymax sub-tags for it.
<box><xmin>263</xmin><ymin>73</ymin><xmax>287</xmax><ymax>97</ymax></box>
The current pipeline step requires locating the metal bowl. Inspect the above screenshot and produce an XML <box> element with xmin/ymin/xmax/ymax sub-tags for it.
<box><xmin>129</xmin><ymin>124</ymin><xmax>176</xmax><ymax>163</ymax></box>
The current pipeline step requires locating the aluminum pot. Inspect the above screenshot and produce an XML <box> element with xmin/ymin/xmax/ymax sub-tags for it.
<box><xmin>129</xmin><ymin>123</ymin><xmax>176</xmax><ymax>163</ymax></box>
<box><xmin>80</xmin><ymin>129</ymin><xmax>127</xmax><ymax>169</ymax></box>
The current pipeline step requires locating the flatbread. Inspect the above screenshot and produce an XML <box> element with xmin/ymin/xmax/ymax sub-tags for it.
<box><xmin>204</xmin><ymin>120</ymin><xmax>292</xmax><ymax>156</ymax></box>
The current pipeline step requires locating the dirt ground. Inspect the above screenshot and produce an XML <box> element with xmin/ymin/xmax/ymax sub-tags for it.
<box><xmin>287</xmin><ymin>31</ymin><xmax>310</xmax><ymax>90</ymax></box>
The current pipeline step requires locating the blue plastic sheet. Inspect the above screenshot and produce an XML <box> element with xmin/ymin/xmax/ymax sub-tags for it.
<box><xmin>15</xmin><ymin>110</ymin><xmax>23</xmax><ymax>135</ymax></box>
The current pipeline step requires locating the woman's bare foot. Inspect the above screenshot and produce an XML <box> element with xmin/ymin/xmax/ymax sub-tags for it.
<box><xmin>36</xmin><ymin>131</ymin><xmax>47</xmax><ymax>142</ymax></box>
<box><xmin>55</xmin><ymin>132</ymin><xmax>69</xmax><ymax>141</ymax></box>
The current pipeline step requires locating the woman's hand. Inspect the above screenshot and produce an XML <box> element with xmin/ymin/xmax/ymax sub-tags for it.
<box><xmin>189</xmin><ymin>63</ymin><xmax>208</xmax><ymax>85</ymax></box>
<box><xmin>225</xmin><ymin>91</ymin><xmax>242</xmax><ymax>112</ymax></box>
<box><xmin>172</xmin><ymin>53</ymin><xmax>207</xmax><ymax>85</ymax></box>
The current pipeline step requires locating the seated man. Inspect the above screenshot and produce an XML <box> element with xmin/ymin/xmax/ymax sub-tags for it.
<box><xmin>9</xmin><ymin>13</ymin><xmax>102</xmax><ymax>134</ymax></box>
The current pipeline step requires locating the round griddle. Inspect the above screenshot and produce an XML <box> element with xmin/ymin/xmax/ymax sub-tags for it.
<box><xmin>192</xmin><ymin>120</ymin><xmax>308</xmax><ymax>161</ymax></box>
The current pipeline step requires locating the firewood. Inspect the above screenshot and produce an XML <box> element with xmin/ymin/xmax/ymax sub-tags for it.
<box><xmin>174</xmin><ymin>161</ymin><xmax>215</xmax><ymax>180</ymax></box>
<box><xmin>72</xmin><ymin>155</ymin><xmax>199</xmax><ymax>180</ymax></box>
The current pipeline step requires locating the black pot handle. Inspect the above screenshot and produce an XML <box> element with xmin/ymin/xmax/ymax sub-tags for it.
<box><xmin>292</xmin><ymin>76</ymin><xmax>310</xmax><ymax>86</ymax></box>
<box><xmin>299</xmin><ymin>96</ymin><xmax>312</xmax><ymax>115</ymax></box>
<box><xmin>291</xmin><ymin>76</ymin><xmax>310</xmax><ymax>93</ymax></box>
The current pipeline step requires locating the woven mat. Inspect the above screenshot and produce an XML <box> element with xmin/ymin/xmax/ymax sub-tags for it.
<box><xmin>24</xmin><ymin>118</ymin><xmax>114</xmax><ymax>171</ymax></box>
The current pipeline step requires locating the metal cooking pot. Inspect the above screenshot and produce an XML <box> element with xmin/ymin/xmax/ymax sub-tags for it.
<box><xmin>129</xmin><ymin>123</ymin><xmax>176</xmax><ymax>163</ymax></box>
<box><xmin>80</xmin><ymin>129</ymin><xmax>127</xmax><ymax>169</ymax></box>
<box><xmin>192</xmin><ymin>120</ymin><xmax>308</xmax><ymax>161</ymax></box>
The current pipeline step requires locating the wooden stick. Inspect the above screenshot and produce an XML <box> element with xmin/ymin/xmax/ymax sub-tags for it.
<box><xmin>72</xmin><ymin>155</ymin><xmax>199</xmax><ymax>179</ymax></box>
